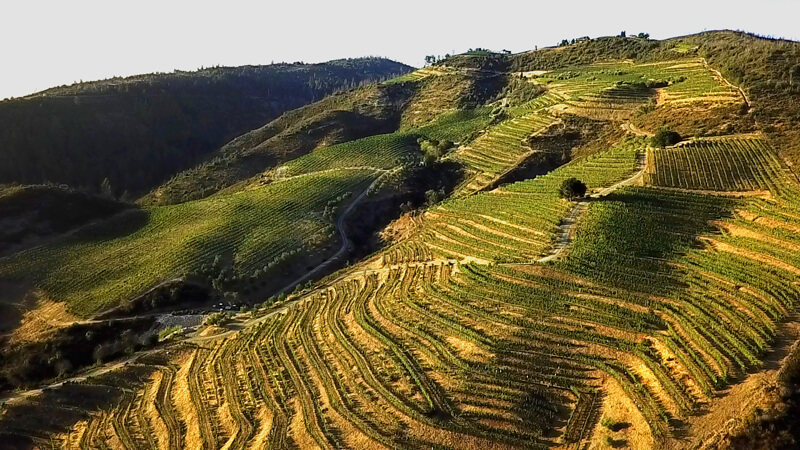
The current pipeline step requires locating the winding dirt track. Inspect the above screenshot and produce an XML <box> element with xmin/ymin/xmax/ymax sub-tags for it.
<box><xmin>274</xmin><ymin>167</ymin><xmax>399</xmax><ymax>296</ymax></box>
<box><xmin>701</xmin><ymin>58</ymin><xmax>751</xmax><ymax>109</ymax></box>
<box><xmin>621</xmin><ymin>121</ymin><xmax>653</xmax><ymax>137</ymax></box>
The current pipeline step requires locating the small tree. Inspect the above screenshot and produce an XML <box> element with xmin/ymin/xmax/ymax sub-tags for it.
<box><xmin>560</xmin><ymin>178</ymin><xmax>587</xmax><ymax>200</ymax></box>
<box><xmin>651</xmin><ymin>128</ymin><xmax>681</xmax><ymax>148</ymax></box>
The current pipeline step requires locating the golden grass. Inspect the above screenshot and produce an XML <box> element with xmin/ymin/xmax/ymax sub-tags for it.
<box><xmin>144</xmin><ymin>371</ymin><xmax>170</xmax><ymax>449</ymax></box>
<box><xmin>172</xmin><ymin>350</ymin><xmax>202</xmax><ymax>449</ymax></box>
<box><xmin>445</xmin><ymin>335</ymin><xmax>493</xmax><ymax>363</ymax></box>
<box><xmin>246</xmin><ymin>408</ymin><xmax>274</xmax><ymax>450</ymax></box>
<box><xmin>10</xmin><ymin>297</ymin><xmax>78</xmax><ymax>345</ymax></box>
<box><xmin>587</xmin><ymin>378</ymin><xmax>654</xmax><ymax>450</ymax></box>
<box><xmin>288</xmin><ymin>397</ymin><xmax>321</xmax><ymax>450</ymax></box>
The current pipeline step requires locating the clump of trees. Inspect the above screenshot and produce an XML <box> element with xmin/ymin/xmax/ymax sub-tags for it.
<box><xmin>424</xmin><ymin>55</ymin><xmax>441</xmax><ymax>65</ymax></box>
<box><xmin>425</xmin><ymin>188</ymin><xmax>446</xmax><ymax>206</ymax></box>
<box><xmin>418</xmin><ymin>137</ymin><xmax>454</xmax><ymax>163</ymax></box>
<box><xmin>651</xmin><ymin>128</ymin><xmax>681</xmax><ymax>147</ymax></box>
<box><xmin>502</xmin><ymin>77</ymin><xmax>547</xmax><ymax>106</ymax></box>
<box><xmin>559</xmin><ymin>178</ymin><xmax>587</xmax><ymax>200</ymax></box>
<box><xmin>559</xmin><ymin>37</ymin><xmax>590</xmax><ymax>47</ymax></box>
<box><xmin>204</xmin><ymin>311</ymin><xmax>234</xmax><ymax>326</ymax></box>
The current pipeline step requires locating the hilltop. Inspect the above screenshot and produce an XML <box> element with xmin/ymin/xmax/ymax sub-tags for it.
<box><xmin>1</xmin><ymin>30</ymin><xmax>800</xmax><ymax>449</ymax></box>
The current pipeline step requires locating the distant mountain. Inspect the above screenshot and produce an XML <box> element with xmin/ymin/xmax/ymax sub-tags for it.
<box><xmin>0</xmin><ymin>58</ymin><xmax>413</xmax><ymax>196</ymax></box>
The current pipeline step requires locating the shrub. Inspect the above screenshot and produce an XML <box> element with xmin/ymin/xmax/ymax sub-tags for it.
<box><xmin>204</xmin><ymin>312</ymin><xmax>229</xmax><ymax>326</ymax></box>
<box><xmin>601</xmin><ymin>416</ymin><xmax>618</xmax><ymax>429</ymax></box>
<box><xmin>158</xmin><ymin>325</ymin><xmax>184</xmax><ymax>341</ymax></box>
<box><xmin>419</xmin><ymin>138</ymin><xmax>455</xmax><ymax>162</ymax></box>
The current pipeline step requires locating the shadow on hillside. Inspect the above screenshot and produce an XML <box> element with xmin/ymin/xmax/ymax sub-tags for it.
<box><xmin>0</xmin><ymin>363</ymin><xmax>159</xmax><ymax>445</ymax></box>
<box><xmin>558</xmin><ymin>187</ymin><xmax>737</xmax><ymax>295</ymax></box>
<box><xmin>0</xmin><ymin>348</ymin><xmax>184</xmax><ymax>446</ymax></box>
<box><xmin>0</xmin><ymin>303</ymin><xmax>22</xmax><ymax>338</ymax></box>
<box><xmin>68</xmin><ymin>208</ymin><xmax>150</xmax><ymax>244</ymax></box>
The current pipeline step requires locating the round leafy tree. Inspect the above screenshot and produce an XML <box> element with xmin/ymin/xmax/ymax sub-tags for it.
<box><xmin>560</xmin><ymin>177</ymin><xmax>587</xmax><ymax>200</ymax></box>
<box><xmin>651</xmin><ymin>128</ymin><xmax>681</xmax><ymax>148</ymax></box>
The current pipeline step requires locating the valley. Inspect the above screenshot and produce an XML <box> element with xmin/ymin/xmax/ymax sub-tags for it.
<box><xmin>1</xmin><ymin>31</ymin><xmax>800</xmax><ymax>449</ymax></box>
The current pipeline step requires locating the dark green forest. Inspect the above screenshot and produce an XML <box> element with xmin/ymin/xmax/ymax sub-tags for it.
<box><xmin>0</xmin><ymin>58</ymin><xmax>412</xmax><ymax>197</ymax></box>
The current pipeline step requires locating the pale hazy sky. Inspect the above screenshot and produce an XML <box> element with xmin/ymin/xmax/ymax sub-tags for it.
<box><xmin>2</xmin><ymin>0</ymin><xmax>799</xmax><ymax>99</ymax></box>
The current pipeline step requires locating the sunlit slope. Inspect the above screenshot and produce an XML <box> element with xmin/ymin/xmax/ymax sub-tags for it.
<box><xmin>0</xmin><ymin>170</ymin><xmax>380</xmax><ymax>316</ymax></box>
<box><xmin>31</xmin><ymin>137</ymin><xmax>800</xmax><ymax>448</ymax></box>
<box><xmin>644</xmin><ymin>135</ymin><xmax>792</xmax><ymax>192</ymax></box>
<box><xmin>449</xmin><ymin>58</ymin><xmax>743</xmax><ymax>194</ymax></box>
<box><xmin>386</xmin><ymin>137</ymin><xmax>644</xmax><ymax>264</ymax></box>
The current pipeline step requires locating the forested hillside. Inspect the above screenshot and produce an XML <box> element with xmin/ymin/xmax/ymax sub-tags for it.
<box><xmin>143</xmin><ymin>63</ymin><xmax>506</xmax><ymax>205</ymax></box>
<box><xmin>0</xmin><ymin>58</ymin><xmax>412</xmax><ymax>197</ymax></box>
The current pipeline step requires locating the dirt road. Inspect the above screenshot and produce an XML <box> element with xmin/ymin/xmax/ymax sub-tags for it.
<box><xmin>537</xmin><ymin>149</ymin><xmax>648</xmax><ymax>263</ymax></box>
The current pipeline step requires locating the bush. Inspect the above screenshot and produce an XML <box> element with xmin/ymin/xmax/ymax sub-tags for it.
<box><xmin>425</xmin><ymin>188</ymin><xmax>445</xmax><ymax>206</ymax></box>
<box><xmin>601</xmin><ymin>416</ymin><xmax>618</xmax><ymax>429</ymax></box>
<box><xmin>158</xmin><ymin>325</ymin><xmax>184</xmax><ymax>341</ymax></box>
<box><xmin>204</xmin><ymin>312</ymin><xmax>229</xmax><ymax>326</ymax></box>
<box><xmin>419</xmin><ymin>138</ymin><xmax>455</xmax><ymax>162</ymax></box>
<box><xmin>559</xmin><ymin>178</ymin><xmax>587</xmax><ymax>200</ymax></box>
<box><xmin>651</xmin><ymin>128</ymin><xmax>681</xmax><ymax>147</ymax></box>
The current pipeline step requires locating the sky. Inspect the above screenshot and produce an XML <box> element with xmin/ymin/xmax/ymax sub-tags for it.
<box><xmin>2</xmin><ymin>0</ymin><xmax>799</xmax><ymax>99</ymax></box>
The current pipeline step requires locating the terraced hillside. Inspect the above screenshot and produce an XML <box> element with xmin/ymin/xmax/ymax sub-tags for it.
<box><xmin>644</xmin><ymin>135</ymin><xmax>791</xmax><ymax>191</ymax></box>
<box><xmin>3</xmin><ymin>33</ymin><xmax>800</xmax><ymax>450</ymax></box>
<box><xmin>388</xmin><ymin>137</ymin><xmax>644</xmax><ymax>264</ymax></box>
<box><xmin>451</xmin><ymin>57</ymin><xmax>745</xmax><ymax>195</ymax></box>
<box><xmin>7</xmin><ymin>130</ymin><xmax>799</xmax><ymax>449</ymax></box>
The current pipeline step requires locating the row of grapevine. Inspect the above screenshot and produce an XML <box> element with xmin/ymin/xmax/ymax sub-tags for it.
<box><xmin>395</xmin><ymin>137</ymin><xmax>642</xmax><ymax>265</ymax></box>
<box><xmin>272</xmin><ymin>133</ymin><xmax>421</xmax><ymax>179</ymax></box>
<box><xmin>537</xmin><ymin>58</ymin><xmax>741</xmax><ymax>108</ymax></box>
<box><xmin>556</xmin><ymin>184</ymin><xmax>800</xmax><ymax>414</ymax></box>
<box><xmin>8</xmin><ymin>162</ymin><xmax>800</xmax><ymax>450</ymax></box>
<box><xmin>0</xmin><ymin>169</ymin><xmax>376</xmax><ymax>315</ymax></box>
<box><xmin>645</xmin><ymin>136</ymin><xmax>787</xmax><ymax>191</ymax></box>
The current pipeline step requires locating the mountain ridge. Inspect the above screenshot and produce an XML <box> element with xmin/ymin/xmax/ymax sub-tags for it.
<box><xmin>0</xmin><ymin>57</ymin><xmax>412</xmax><ymax>197</ymax></box>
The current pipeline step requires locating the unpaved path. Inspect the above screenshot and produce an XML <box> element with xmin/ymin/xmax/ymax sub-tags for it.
<box><xmin>702</xmin><ymin>58</ymin><xmax>751</xmax><ymax>110</ymax></box>
<box><xmin>0</xmin><ymin>348</ymin><xmax>160</xmax><ymax>404</ymax></box>
<box><xmin>268</xmin><ymin>166</ymin><xmax>389</xmax><ymax>184</ymax></box>
<box><xmin>273</xmin><ymin>167</ymin><xmax>400</xmax><ymax>296</ymax></box>
<box><xmin>621</xmin><ymin>121</ymin><xmax>653</xmax><ymax>137</ymax></box>
<box><xmin>537</xmin><ymin>149</ymin><xmax>648</xmax><ymax>263</ymax></box>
